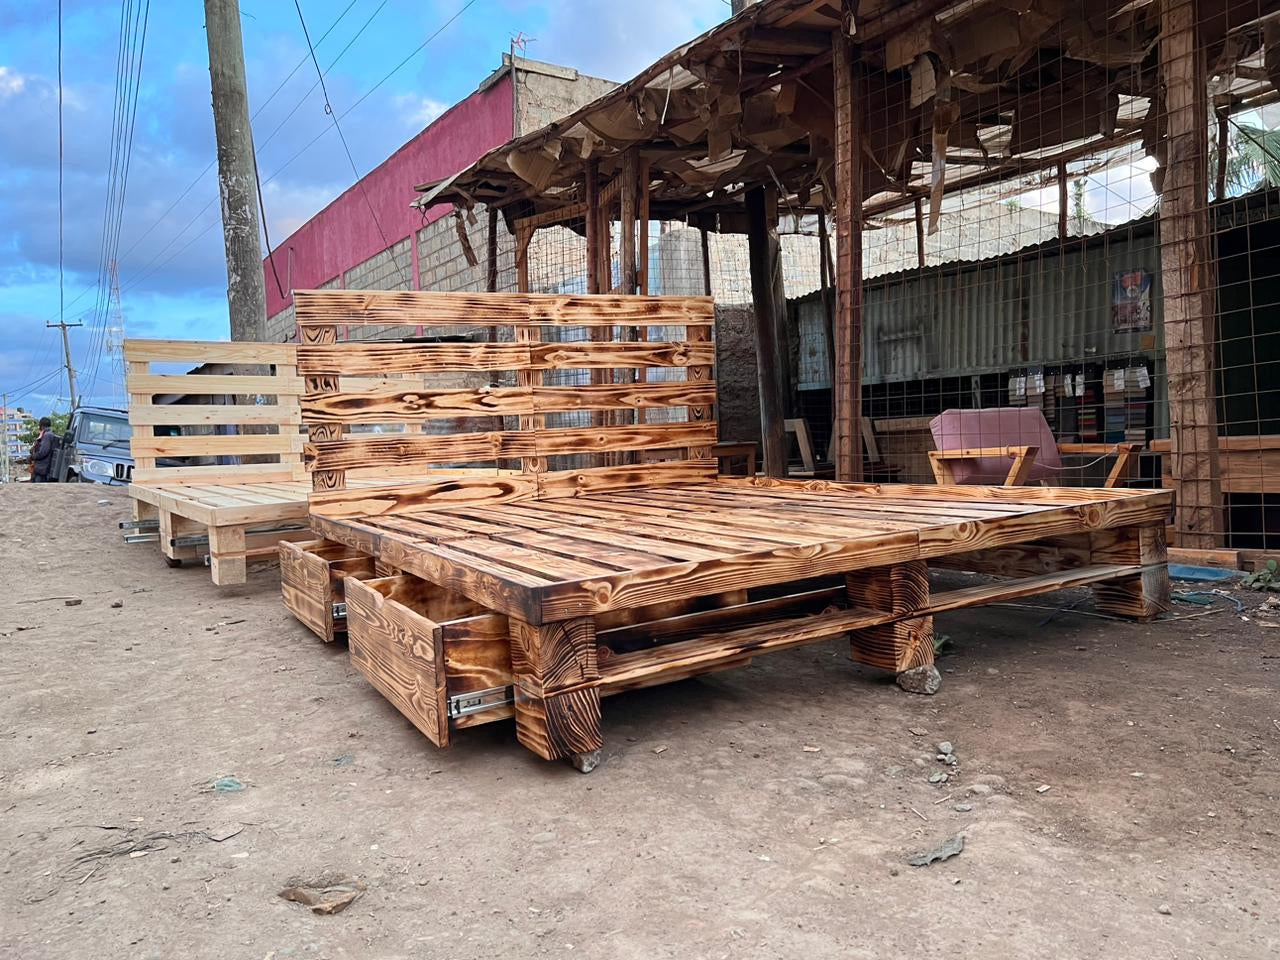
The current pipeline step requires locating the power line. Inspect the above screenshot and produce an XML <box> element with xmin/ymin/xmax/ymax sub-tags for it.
<box><xmin>292</xmin><ymin>0</ymin><xmax>411</xmax><ymax>286</ymax></box>
<box><xmin>263</xmin><ymin>0</ymin><xmax>481</xmax><ymax>231</ymax></box>
<box><xmin>116</xmin><ymin>0</ymin><xmax>364</xmax><ymax>266</ymax></box>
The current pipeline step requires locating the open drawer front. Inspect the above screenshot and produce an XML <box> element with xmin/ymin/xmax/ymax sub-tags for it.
<box><xmin>343</xmin><ymin>575</ymin><xmax>512</xmax><ymax>747</ymax></box>
<box><xmin>280</xmin><ymin>540</ymin><xmax>378</xmax><ymax>642</ymax></box>
<box><xmin>342</xmin><ymin>577</ymin><xmax>856</xmax><ymax>749</ymax></box>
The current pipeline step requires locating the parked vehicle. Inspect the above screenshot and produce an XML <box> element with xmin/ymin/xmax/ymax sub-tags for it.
<box><xmin>51</xmin><ymin>406</ymin><xmax>134</xmax><ymax>484</ymax></box>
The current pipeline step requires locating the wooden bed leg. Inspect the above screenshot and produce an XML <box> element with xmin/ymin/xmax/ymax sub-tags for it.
<box><xmin>509</xmin><ymin>616</ymin><xmax>603</xmax><ymax>763</ymax></box>
<box><xmin>1091</xmin><ymin>525</ymin><xmax>1170</xmax><ymax>621</ymax></box>
<box><xmin>131</xmin><ymin>500</ymin><xmax>158</xmax><ymax>523</ymax></box>
<box><xmin>846</xmin><ymin>560</ymin><xmax>939</xmax><ymax>694</ymax></box>
<box><xmin>209</xmin><ymin>525</ymin><xmax>247</xmax><ymax>586</ymax></box>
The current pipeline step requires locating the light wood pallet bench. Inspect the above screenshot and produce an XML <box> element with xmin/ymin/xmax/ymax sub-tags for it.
<box><xmin>123</xmin><ymin>338</ymin><xmax>490</xmax><ymax>585</ymax></box>
<box><xmin>123</xmin><ymin>338</ymin><xmax>316</xmax><ymax>585</ymax></box>
<box><xmin>283</xmin><ymin>290</ymin><xmax>1174</xmax><ymax>769</ymax></box>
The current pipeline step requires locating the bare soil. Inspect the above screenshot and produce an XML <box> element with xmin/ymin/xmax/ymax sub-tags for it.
<box><xmin>2</xmin><ymin>483</ymin><xmax>1278</xmax><ymax>959</ymax></box>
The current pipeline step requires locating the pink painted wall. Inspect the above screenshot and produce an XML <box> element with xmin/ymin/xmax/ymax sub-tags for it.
<box><xmin>264</xmin><ymin>74</ymin><xmax>514</xmax><ymax>318</ymax></box>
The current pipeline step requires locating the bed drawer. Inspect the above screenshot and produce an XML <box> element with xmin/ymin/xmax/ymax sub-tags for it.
<box><xmin>280</xmin><ymin>539</ymin><xmax>377</xmax><ymax>642</ymax></box>
<box><xmin>343</xmin><ymin>576</ymin><xmax>511</xmax><ymax>746</ymax></box>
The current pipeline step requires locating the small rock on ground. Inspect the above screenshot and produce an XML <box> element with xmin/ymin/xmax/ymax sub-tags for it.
<box><xmin>897</xmin><ymin>665</ymin><xmax>942</xmax><ymax>695</ymax></box>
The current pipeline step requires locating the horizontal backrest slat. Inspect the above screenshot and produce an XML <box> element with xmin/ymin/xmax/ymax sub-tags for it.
<box><xmin>124</xmin><ymin>339</ymin><xmax>295</xmax><ymax>364</ymax></box>
<box><xmin>301</xmin><ymin>382</ymin><xmax>717</xmax><ymax>424</ymax></box>
<box><xmin>130</xmin><ymin>403</ymin><xmax>299</xmax><ymax>426</ymax></box>
<box><xmin>305</xmin><ymin>422</ymin><xmax>718</xmax><ymax>473</ymax></box>
<box><xmin>295</xmin><ymin>340</ymin><xmax>714</xmax><ymax>376</ymax></box>
<box><xmin>294</xmin><ymin>290</ymin><xmax>714</xmax><ymax>327</ymax></box>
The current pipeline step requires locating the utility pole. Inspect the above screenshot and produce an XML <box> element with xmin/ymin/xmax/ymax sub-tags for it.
<box><xmin>47</xmin><ymin>319</ymin><xmax>82</xmax><ymax>410</ymax></box>
<box><xmin>204</xmin><ymin>0</ymin><xmax>266</xmax><ymax>341</ymax></box>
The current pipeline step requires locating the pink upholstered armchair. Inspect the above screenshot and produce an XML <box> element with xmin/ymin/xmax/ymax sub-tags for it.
<box><xmin>928</xmin><ymin>408</ymin><xmax>1140</xmax><ymax>488</ymax></box>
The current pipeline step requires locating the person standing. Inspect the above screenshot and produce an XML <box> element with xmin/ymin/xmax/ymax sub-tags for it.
<box><xmin>30</xmin><ymin>417</ymin><xmax>55</xmax><ymax>483</ymax></box>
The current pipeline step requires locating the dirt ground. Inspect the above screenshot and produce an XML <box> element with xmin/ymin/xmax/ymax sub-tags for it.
<box><xmin>2</xmin><ymin>482</ymin><xmax>1278</xmax><ymax>959</ymax></box>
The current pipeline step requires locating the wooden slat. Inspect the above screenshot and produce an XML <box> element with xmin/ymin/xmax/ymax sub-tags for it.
<box><xmin>123</xmin><ymin>338</ymin><xmax>295</xmax><ymax>364</ymax></box>
<box><xmin>294</xmin><ymin>290</ymin><xmax>713</xmax><ymax>327</ymax></box>
<box><xmin>131</xmin><ymin>464</ymin><xmax>300</xmax><ymax>485</ymax></box>
<box><xmin>305</xmin><ymin>422</ymin><xmax>718</xmax><ymax>472</ymax></box>
<box><xmin>300</xmin><ymin>381</ymin><xmax>717</xmax><ymax>423</ymax></box>
<box><xmin>130</xmin><ymin>374</ymin><xmax>305</xmax><ymax>395</ymax></box>
<box><xmin>130</xmin><ymin>434</ymin><xmax>304</xmax><ymax>458</ymax></box>
<box><xmin>296</xmin><ymin>340</ymin><xmax>713</xmax><ymax>376</ymax></box>
<box><xmin>129</xmin><ymin>403</ymin><xmax>300</xmax><ymax>426</ymax></box>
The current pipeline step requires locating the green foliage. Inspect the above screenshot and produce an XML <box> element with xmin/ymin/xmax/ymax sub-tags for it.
<box><xmin>17</xmin><ymin>410</ymin><xmax>70</xmax><ymax>447</ymax></box>
<box><xmin>1241</xmin><ymin>558</ymin><xmax>1280</xmax><ymax>592</ymax></box>
<box><xmin>1216</xmin><ymin>124</ymin><xmax>1280</xmax><ymax>195</ymax></box>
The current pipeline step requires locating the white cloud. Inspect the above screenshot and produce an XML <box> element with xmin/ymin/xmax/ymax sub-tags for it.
<box><xmin>394</xmin><ymin>93</ymin><xmax>449</xmax><ymax>130</ymax></box>
<box><xmin>0</xmin><ymin>66</ymin><xmax>26</xmax><ymax>98</ymax></box>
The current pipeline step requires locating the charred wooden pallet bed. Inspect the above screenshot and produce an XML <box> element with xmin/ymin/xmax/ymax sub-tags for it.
<box><xmin>285</xmin><ymin>289</ymin><xmax>1173</xmax><ymax>768</ymax></box>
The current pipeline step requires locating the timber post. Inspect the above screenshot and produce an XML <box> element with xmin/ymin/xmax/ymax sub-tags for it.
<box><xmin>1158</xmin><ymin>0</ymin><xmax>1223</xmax><ymax>548</ymax></box>
<box><xmin>746</xmin><ymin>185</ymin><xmax>789</xmax><ymax>477</ymax></box>
<box><xmin>832</xmin><ymin>28</ymin><xmax>864</xmax><ymax>483</ymax></box>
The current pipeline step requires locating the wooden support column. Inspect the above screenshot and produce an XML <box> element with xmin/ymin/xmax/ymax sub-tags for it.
<box><xmin>486</xmin><ymin>206</ymin><xmax>499</xmax><ymax>293</ymax></box>
<box><xmin>846</xmin><ymin>560</ymin><xmax>935</xmax><ymax>679</ymax></box>
<box><xmin>509</xmin><ymin>616</ymin><xmax>603</xmax><ymax>762</ymax></box>
<box><xmin>584</xmin><ymin>163</ymin><xmax>600</xmax><ymax>295</ymax></box>
<box><xmin>1092</xmin><ymin>525</ymin><xmax>1171</xmax><ymax>621</ymax></box>
<box><xmin>832</xmin><ymin>29</ymin><xmax>865</xmax><ymax>482</ymax></box>
<box><xmin>746</xmin><ymin>185</ymin><xmax>788</xmax><ymax>477</ymax></box>
<box><xmin>620</xmin><ymin>149</ymin><xmax>639</xmax><ymax>295</ymax></box>
<box><xmin>1159</xmin><ymin>0</ymin><xmax>1224</xmax><ymax>548</ymax></box>
<box><xmin>913</xmin><ymin>197</ymin><xmax>925</xmax><ymax>268</ymax></box>
<box><xmin>1057</xmin><ymin>162</ymin><xmax>1069</xmax><ymax>239</ymax></box>
<box><xmin>208</xmin><ymin>525</ymin><xmax>247</xmax><ymax>586</ymax></box>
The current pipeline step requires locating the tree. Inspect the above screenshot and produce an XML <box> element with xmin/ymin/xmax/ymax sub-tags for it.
<box><xmin>1213</xmin><ymin>123</ymin><xmax>1280</xmax><ymax>196</ymax></box>
<box><xmin>17</xmin><ymin>410</ymin><xmax>70</xmax><ymax>448</ymax></box>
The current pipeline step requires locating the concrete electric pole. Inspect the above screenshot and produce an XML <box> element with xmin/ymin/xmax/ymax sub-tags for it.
<box><xmin>204</xmin><ymin>0</ymin><xmax>266</xmax><ymax>342</ymax></box>
<box><xmin>47</xmin><ymin>319</ymin><xmax>82</xmax><ymax>410</ymax></box>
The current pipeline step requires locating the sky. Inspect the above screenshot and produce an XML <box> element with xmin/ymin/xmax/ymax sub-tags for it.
<box><xmin>0</xmin><ymin>0</ymin><xmax>731</xmax><ymax>415</ymax></box>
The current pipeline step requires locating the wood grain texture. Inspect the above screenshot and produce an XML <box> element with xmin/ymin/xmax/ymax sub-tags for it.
<box><xmin>343</xmin><ymin>576</ymin><xmax>491</xmax><ymax>747</ymax></box>
<box><xmin>279</xmin><ymin>539</ymin><xmax>376</xmax><ymax>642</ymax></box>
<box><xmin>847</xmin><ymin>560</ymin><xmax>935</xmax><ymax>674</ymax></box>
<box><xmin>294</xmin><ymin>290</ymin><xmax>713</xmax><ymax>327</ymax></box>
<box><xmin>124</xmin><ymin>338</ymin><xmax>294</xmax><ymax>364</ymax></box>
<box><xmin>509</xmin><ymin>616</ymin><xmax>602</xmax><ymax>760</ymax></box>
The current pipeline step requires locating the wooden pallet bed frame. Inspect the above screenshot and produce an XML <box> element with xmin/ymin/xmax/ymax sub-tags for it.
<box><xmin>123</xmin><ymin>339</ymin><xmax>447</xmax><ymax>584</ymax></box>
<box><xmin>289</xmin><ymin>290</ymin><xmax>1173</xmax><ymax>768</ymax></box>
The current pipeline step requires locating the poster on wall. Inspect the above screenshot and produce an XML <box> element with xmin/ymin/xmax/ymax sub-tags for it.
<box><xmin>1112</xmin><ymin>269</ymin><xmax>1153</xmax><ymax>333</ymax></box>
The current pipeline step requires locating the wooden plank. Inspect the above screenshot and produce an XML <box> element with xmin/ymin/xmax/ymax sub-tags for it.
<box><xmin>130</xmin><ymin>434</ymin><xmax>304</xmax><ymax>457</ymax></box>
<box><xmin>536</xmin><ymin>459</ymin><xmax>719</xmax><ymax>499</ymax></box>
<box><xmin>293</xmin><ymin>290</ymin><xmax>713</xmax><ymax>327</ymax></box>
<box><xmin>129</xmin><ymin>403</ymin><xmax>300</xmax><ymax>427</ymax></box>
<box><xmin>132</xmin><ymin>464</ymin><xmax>301</xmax><ymax>485</ymax></box>
<box><xmin>309</xmin><ymin>474</ymin><xmax>541</xmax><ymax>520</ymax></box>
<box><xmin>123</xmin><ymin>338</ymin><xmax>295</xmax><ymax>364</ymax></box>
<box><xmin>300</xmin><ymin>381</ymin><xmax>716</xmax><ymax>423</ymax></box>
<box><xmin>537</xmin><ymin>530</ymin><xmax>921</xmax><ymax>622</ymax></box>
<box><xmin>1167</xmin><ymin>546</ymin><xmax>1240</xmax><ymax>569</ymax></box>
<box><xmin>298</xmin><ymin>340</ymin><xmax>712</xmax><ymax>376</ymax></box>
<box><xmin>129</xmin><ymin>374</ymin><xmax>305</xmax><ymax>395</ymax></box>
<box><xmin>298</xmin><ymin>342</ymin><xmax>532</xmax><ymax>376</ymax></box>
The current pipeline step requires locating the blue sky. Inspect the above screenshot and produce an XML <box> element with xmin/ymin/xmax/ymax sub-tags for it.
<box><xmin>0</xmin><ymin>0</ymin><xmax>728</xmax><ymax>415</ymax></box>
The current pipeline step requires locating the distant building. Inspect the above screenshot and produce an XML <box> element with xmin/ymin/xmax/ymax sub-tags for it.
<box><xmin>262</xmin><ymin>55</ymin><xmax>617</xmax><ymax>343</ymax></box>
